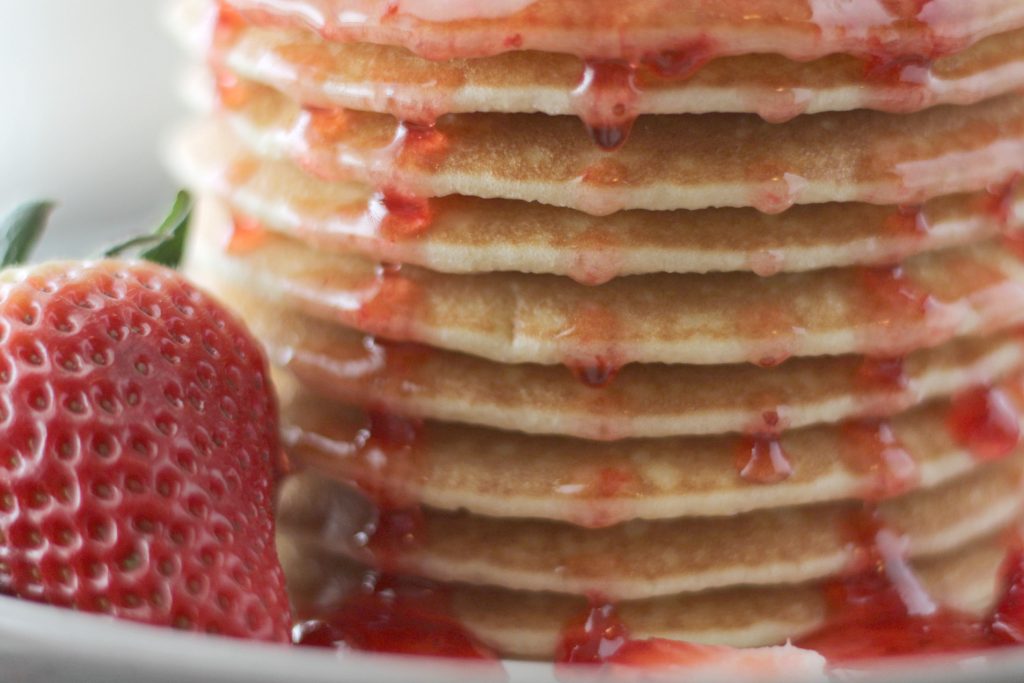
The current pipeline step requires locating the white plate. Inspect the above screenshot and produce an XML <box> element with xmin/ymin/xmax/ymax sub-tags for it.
<box><xmin>5</xmin><ymin>594</ymin><xmax>1024</xmax><ymax>683</ymax></box>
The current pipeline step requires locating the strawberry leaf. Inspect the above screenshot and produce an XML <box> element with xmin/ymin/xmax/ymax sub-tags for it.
<box><xmin>0</xmin><ymin>201</ymin><xmax>55</xmax><ymax>267</ymax></box>
<box><xmin>103</xmin><ymin>191</ymin><xmax>193</xmax><ymax>268</ymax></box>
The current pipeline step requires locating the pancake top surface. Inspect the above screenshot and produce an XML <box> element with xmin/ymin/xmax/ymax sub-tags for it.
<box><xmin>225</xmin><ymin>0</ymin><xmax>1024</xmax><ymax>61</ymax></box>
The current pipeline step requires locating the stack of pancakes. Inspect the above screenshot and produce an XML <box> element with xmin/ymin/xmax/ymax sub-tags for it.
<box><xmin>170</xmin><ymin>0</ymin><xmax>1024</xmax><ymax>659</ymax></box>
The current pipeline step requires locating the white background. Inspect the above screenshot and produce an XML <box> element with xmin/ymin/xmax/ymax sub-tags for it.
<box><xmin>0</xmin><ymin>1</ymin><xmax>182</xmax><ymax>258</ymax></box>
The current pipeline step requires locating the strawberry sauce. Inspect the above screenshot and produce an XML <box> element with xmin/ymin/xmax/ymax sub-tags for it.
<box><xmin>946</xmin><ymin>386</ymin><xmax>1021</xmax><ymax>462</ymax></box>
<box><xmin>885</xmin><ymin>205</ymin><xmax>931</xmax><ymax>240</ymax></box>
<box><xmin>355</xmin><ymin>263</ymin><xmax>421</xmax><ymax>329</ymax></box>
<box><xmin>568</xmin><ymin>44</ymin><xmax>714</xmax><ymax>150</ymax></box>
<box><xmin>735</xmin><ymin>434</ymin><xmax>794</xmax><ymax>485</ymax></box>
<box><xmin>556</xmin><ymin>598</ymin><xmax>630</xmax><ymax>665</ymax></box>
<box><xmin>858</xmin><ymin>265</ymin><xmax>936</xmax><ymax>318</ymax></box>
<box><xmin>795</xmin><ymin>513</ymin><xmax>1024</xmax><ymax>662</ymax></box>
<box><xmin>567</xmin><ymin>357</ymin><xmax>622</xmax><ymax>389</ymax></box>
<box><xmin>294</xmin><ymin>572</ymin><xmax>499</xmax><ymax>661</ymax></box>
<box><xmin>857</xmin><ymin>356</ymin><xmax>910</xmax><ymax>393</ymax></box>
<box><xmin>225</xmin><ymin>213</ymin><xmax>269</xmax><ymax>253</ymax></box>
<box><xmin>839</xmin><ymin>420</ymin><xmax>919</xmax><ymax>500</ymax></box>
<box><xmin>372</xmin><ymin>191</ymin><xmax>435</xmax><ymax>241</ymax></box>
<box><xmin>561</xmin><ymin>303</ymin><xmax>624</xmax><ymax>389</ymax></box>
<box><xmin>344</xmin><ymin>410</ymin><xmax>427</xmax><ymax>571</ymax></box>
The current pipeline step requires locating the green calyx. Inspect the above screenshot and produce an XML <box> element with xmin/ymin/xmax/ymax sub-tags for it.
<box><xmin>0</xmin><ymin>191</ymin><xmax>193</xmax><ymax>269</ymax></box>
<box><xmin>0</xmin><ymin>201</ymin><xmax>55</xmax><ymax>268</ymax></box>
<box><xmin>102</xmin><ymin>191</ymin><xmax>193</xmax><ymax>267</ymax></box>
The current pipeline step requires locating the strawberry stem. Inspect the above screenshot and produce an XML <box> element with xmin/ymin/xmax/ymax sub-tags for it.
<box><xmin>0</xmin><ymin>201</ymin><xmax>55</xmax><ymax>267</ymax></box>
<box><xmin>103</xmin><ymin>191</ymin><xmax>193</xmax><ymax>268</ymax></box>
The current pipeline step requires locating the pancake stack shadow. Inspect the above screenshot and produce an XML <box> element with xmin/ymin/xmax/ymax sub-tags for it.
<box><xmin>170</xmin><ymin>0</ymin><xmax>1024</xmax><ymax>659</ymax></box>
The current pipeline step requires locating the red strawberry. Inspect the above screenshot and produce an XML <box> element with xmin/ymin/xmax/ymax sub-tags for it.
<box><xmin>0</xmin><ymin>196</ymin><xmax>291</xmax><ymax>641</ymax></box>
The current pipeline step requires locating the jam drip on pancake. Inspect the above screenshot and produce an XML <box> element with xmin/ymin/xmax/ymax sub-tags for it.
<box><xmin>840</xmin><ymin>420</ymin><xmax>919</xmax><ymax>500</ymax></box>
<box><xmin>561</xmin><ymin>303</ymin><xmax>625</xmax><ymax>390</ymax></box>
<box><xmin>294</xmin><ymin>571</ymin><xmax>499</xmax><ymax>661</ymax></box>
<box><xmin>344</xmin><ymin>410</ymin><xmax>428</xmax><ymax>572</ymax></box>
<box><xmin>946</xmin><ymin>385</ymin><xmax>1021</xmax><ymax>461</ymax></box>
<box><xmin>556</xmin><ymin>598</ymin><xmax>629</xmax><ymax>665</ymax></box>
<box><xmin>570</xmin><ymin>43</ymin><xmax>713</xmax><ymax>151</ymax></box>
<box><xmin>795</xmin><ymin>512</ymin><xmax>1024</xmax><ymax>662</ymax></box>
<box><xmin>735</xmin><ymin>434</ymin><xmax>794</xmax><ymax>485</ymax></box>
<box><xmin>735</xmin><ymin>408</ymin><xmax>794</xmax><ymax>484</ymax></box>
<box><xmin>225</xmin><ymin>213</ymin><xmax>269</xmax><ymax>253</ymax></box>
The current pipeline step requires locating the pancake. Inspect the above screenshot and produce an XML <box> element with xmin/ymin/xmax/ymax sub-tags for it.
<box><xmin>191</xmin><ymin>198</ymin><xmax>1024</xmax><ymax>366</ymax></box>
<box><xmin>173</xmin><ymin>0</ymin><xmax>1024</xmax><ymax>120</ymax></box>
<box><xmin>172</xmin><ymin>120</ymin><xmax>1024</xmax><ymax>281</ymax></box>
<box><xmin>279</xmin><ymin>529</ymin><xmax>1010</xmax><ymax>657</ymax></box>
<box><xmin>222</xmin><ymin>0</ymin><xmax>1024</xmax><ymax>64</ymax></box>
<box><xmin>278</xmin><ymin>373</ymin><xmax>1024</xmax><ymax>524</ymax></box>
<box><xmin>276</xmin><ymin>458</ymin><xmax>1023</xmax><ymax>599</ymax></box>
<box><xmin>219</xmin><ymin>80</ymin><xmax>1024</xmax><ymax>214</ymax></box>
<box><xmin>172</xmin><ymin>1</ymin><xmax>1024</xmax><ymax>663</ymax></box>
<box><xmin>189</xmin><ymin>261</ymin><xmax>1024</xmax><ymax>439</ymax></box>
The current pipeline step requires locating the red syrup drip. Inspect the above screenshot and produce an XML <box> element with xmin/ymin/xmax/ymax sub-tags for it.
<box><xmin>369</xmin><ymin>190</ymin><xmax>435</xmax><ymax>242</ymax></box>
<box><xmin>863</xmin><ymin>53</ymin><xmax>935</xmax><ymax>87</ymax></box>
<box><xmin>991</xmin><ymin>544</ymin><xmax>1024</xmax><ymax>644</ymax></box>
<box><xmin>343</xmin><ymin>409</ymin><xmax>428</xmax><ymax>570</ymax></box>
<box><xmin>587</xmin><ymin>467</ymin><xmax>637</xmax><ymax>499</ymax></box>
<box><xmin>556</xmin><ymin>598</ymin><xmax>630</xmax><ymax>665</ymax></box>
<box><xmin>562</xmin><ymin>303</ymin><xmax>624</xmax><ymax>390</ymax></box>
<box><xmin>737</xmin><ymin>302</ymin><xmax>806</xmax><ymax>368</ymax></box>
<box><xmin>856</xmin><ymin>355</ymin><xmax>909</xmax><ymax>394</ymax></box>
<box><xmin>296</xmin><ymin>106</ymin><xmax>449</xmax><ymax>185</ymax></box>
<box><xmin>983</xmin><ymin>175</ymin><xmax>1024</xmax><ymax>228</ymax></box>
<box><xmin>390</xmin><ymin>120</ymin><xmax>450</xmax><ymax>171</ymax></box>
<box><xmin>858</xmin><ymin>265</ymin><xmax>936</xmax><ymax>318</ymax></box>
<box><xmin>946</xmin><ymin>386</ymin><xmax>1021</xmax><ymax>462</ymax></box>
<box><xmin>885</xmin><ymin>205</ymin><xmax>930</xmax><ymax>239</ymax></box>
<box><xmin>225</xmin><ymin>213</ymin><xmax>269</xmax><ymax>253</ymax></box>
<box><xmin>795</xmin><ymin>512</ymin><xmax>1024</xmax><ymax>662</ymax></box>
<box><xmin>569</xmin><ymin>40</ymin><xmax>714</xmax><ymax>151</ymax></box>
<box><xmin>639</xmin><ymin>40</ymin><xmax>715</xmax><ymax>80</ymax></box>
<box><xmin>294</xmin><ymin>572</ymin><xmax>499</xmax><ymax>662</ymax></box>
<box><xmin>348</xmin><ymin>409</ymin><xmax>424</xmax><ymax>505</ymax></box>
<box><xmin>358</xmin><ymin>506</ymin><xmax>427</xmax><ymax>570</ymax></box>
<box><xmin>211</xmin><ymin>4</ymin><xmax>251</xmax><ymax>110</ymax></box>
<box><xmin>565</xmin><ymin>226</ymin><xmax>626</xmax><ymax>286</ymax></box>
<box><xmin>571</xmin><ymin>60</ymin><xmax>639</xmax><ymax>152</ymax></box>
<box><xmin>355</xmin><ymin>263</ymin><xmax>420</xmax><ymax>328</ymax></box>
<box><xmin>735</xmin><ymin>434</ymin><xmax>794</xmax><ymax>485</ymax></box>
<box><xmin>987</xmin><ymin>175</ymin><xmax>1023</xmax><ymax>254</ymax></box>
<box><xmin>213</xmin><ymin>69</ymin><xmax>253</xmax><ymax>111</ymax></box>
<box><xmin>840</xmin><ymin>420</ymin><xmax>919</xmax><ymax>501</ymax></box>
<box><xmin>860</xmin><ymin>3</ymin><xmax>944</xmax><ymax>91</ymax></box>
<box><xmin>212</xmin><ymin>2</ymin><xmax>247</xmax><ymax>53</ymax></box>
<box><xmin>304</xmin><ymin>106</ymin><xmax>351</xmax><ymax>147</ymax></box>
<box><xmin>568</xmin><ymin>357</ymin><xmax>622</xmax><ymax>389</ymax></box>
<box><xmin>558</xmin><ymin>465</ymin><xmax>639</xmax><ymax>529</ymax></box>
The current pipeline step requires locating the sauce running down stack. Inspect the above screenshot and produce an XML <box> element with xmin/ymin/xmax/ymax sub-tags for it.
<box><xmin>171</xmin><ymin>0</ymin><xmax>1024</xmax><ymax>664</ymax></box>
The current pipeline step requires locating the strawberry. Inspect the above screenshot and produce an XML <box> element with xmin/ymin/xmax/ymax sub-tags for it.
<box><xmin>0</xmin><ymin>194</ymin><xmax>291</xmax><ymax>642</ymax></box>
